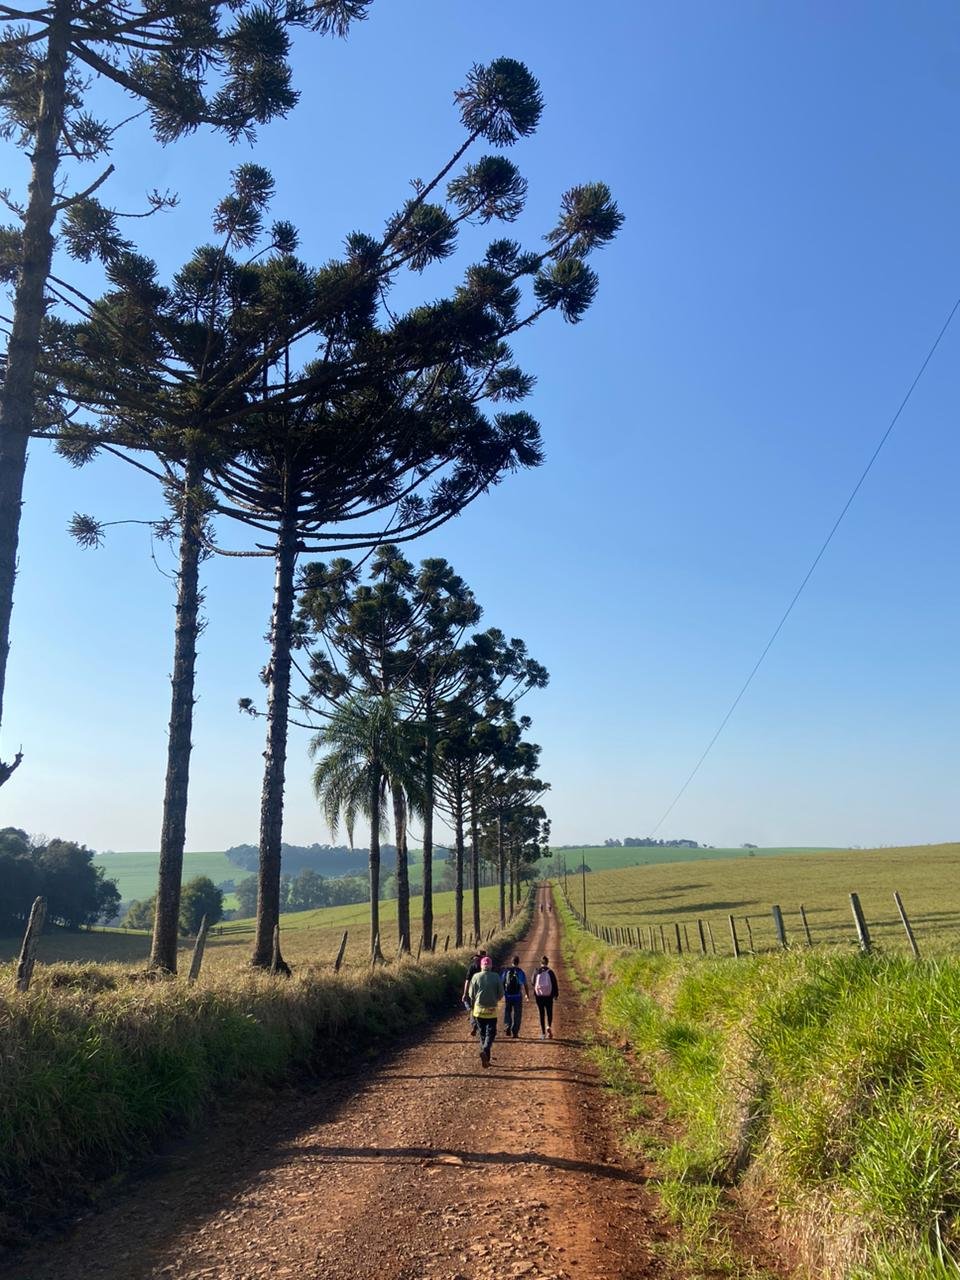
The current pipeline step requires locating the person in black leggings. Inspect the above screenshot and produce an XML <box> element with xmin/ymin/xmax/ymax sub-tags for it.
<box><xmin>532</xmin><ymin>954</ymin><xmax>559</xmax><ymax>1039</ymax></box>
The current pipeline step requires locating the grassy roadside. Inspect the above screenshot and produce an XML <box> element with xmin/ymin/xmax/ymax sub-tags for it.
<box><xmin>556</xmin><ymin>889</ymin><xmax>960</xmax><ymax>1280</ymax></box>
<box><xmin>0</xmin><ymin>892</ymin><xmax>533</xmax><ymax>1248</ymax></box>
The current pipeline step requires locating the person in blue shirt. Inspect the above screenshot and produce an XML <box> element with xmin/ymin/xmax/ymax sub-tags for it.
<box><xmin>500</xmin><ymin>954</ymin><xmax>529</xmax><ymax>1038</ymax></box>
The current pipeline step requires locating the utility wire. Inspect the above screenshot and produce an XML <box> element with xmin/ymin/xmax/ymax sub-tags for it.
<box><xmin>648</xmin><ymin>293</ymin><xmax>960</xmax><ymax>838</ymax></box>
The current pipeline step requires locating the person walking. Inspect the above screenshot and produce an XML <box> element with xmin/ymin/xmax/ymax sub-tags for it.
<box><xmin>532</xmin><ymin>954</ymin><xmax>559</xmax><ymax>1039</ymax></box>
<box><xmin>467</xmin><ymin>956</ymin><xmax>504</xmax><ymax>1068</ymax></box>
<box><xmin>500</xmin><ymin>953</ymin><xmax>529</xmax><ymax>1038</ymax></box>
<box><xmin>461</xmin><ymin>948</ymin><xmax>487</xmax><ymax>1037</ymax></box>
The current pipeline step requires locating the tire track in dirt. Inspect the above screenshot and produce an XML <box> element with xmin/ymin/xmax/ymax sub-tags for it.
<box><xmin>4</xmin><ymin>887</ymin><xmax>672</xmax><ymax>1280</ymax></box>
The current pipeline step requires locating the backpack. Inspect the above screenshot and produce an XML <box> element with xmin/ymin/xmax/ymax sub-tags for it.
<box><xmin>534</xmin><ymin>968</ymin><xmax>552</xmax><ymax>997</ymax></box>
<box><xmin>503</xmin><ymin>967</ymin><xmax>520</xmax><ymax>996</ymax></box>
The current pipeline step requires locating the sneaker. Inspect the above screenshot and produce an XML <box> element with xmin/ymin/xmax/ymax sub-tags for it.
<box><xmin>512</xmin><ymin>1030</ymin><xmax>519</xmax><ymax>1038</ymax></box>
<box><xmin>480</xmin><ymin>1049</ymin><xmax>490</xmax><ymax>1068</ymax></box>
<box><xmin>470</xmin><ymin>1024</ymin><xmax>477</xmax><ymax>1037</ymax></box>
<box><xmin>547</xmin><ymin>1027</ymin><xmax>553</xmax><ymax>1039</ymax></box>
<box><xmin>539</xmin><ymin>1032</ymin><xmax>545</xmax><ymax>1040</ymax></box>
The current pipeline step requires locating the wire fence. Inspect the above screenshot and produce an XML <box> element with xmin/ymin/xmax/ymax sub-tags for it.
<box><xmin>558</xmin><ymin>884</ymin><xmax>949</xmax><ymax>959</ymax></box>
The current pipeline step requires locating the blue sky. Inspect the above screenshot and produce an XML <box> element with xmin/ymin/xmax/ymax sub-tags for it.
<box><xmin>1</xmin><ymin>1</ymin><xmax>958</xmax><ymax>852</ymax></box>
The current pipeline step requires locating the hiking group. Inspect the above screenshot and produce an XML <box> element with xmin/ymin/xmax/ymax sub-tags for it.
<box><xmin>462</xmin><ymin>950</ymin><xmax>560</xmax><ymax>1068</ymax></box>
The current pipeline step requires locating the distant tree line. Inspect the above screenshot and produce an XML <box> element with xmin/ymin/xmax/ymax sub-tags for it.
<box><xmin>228</xmin><ymin>843</ymin><xmax>521</xmax><ymax>920</ymax></box>
<box><xmin>123</xmin><ymin>876</ymin><xmax>224</xmax><ymax>936</ymax></box>
<box><xmin>602</xmin><ymin>837</ymin><xmax>700</xmax><ymax>848</ymax></box>
<box><xmin>223</xmin><ymin>841</ymin><xmax>451</xmax><ymax>878</ymax></box>
<box><xmin>233</xmin><ymin>868</ymin><xmax>369</xmax><ymax>917</ymax></box>
<box><xmin>0</xmin><ymin>827</ymin><xmax>120</xmax><ymax>931</ymax></box>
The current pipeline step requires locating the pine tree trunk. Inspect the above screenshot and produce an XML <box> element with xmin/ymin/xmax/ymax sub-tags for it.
<box><xmin>369</xmin><ymin>775</ymin><xmax>383</xmax><ymax>961</ymax></box>
<box><xmin>251</xmin><ymin>501</ymin><xmax>297</xmax><ymax>968</ymax></box>
<box><xmin>420</xmin><ymin>698</ymin><xmax>434</xmax><ymax>950</ymax></box>
<box><xmin>393</xmin><ymin>787</ymin><xmax>410</xmax><ymax>951</ymax></box>
<box><xmin>509</xmin><ymin>845</ymin><xmax>515</xmax><ymax>917</ymax></box>
<box><xmin>470</xmin><ymin>781</ymin><xmax>481</xmax><ymax>940</ymax></box>
<box><xmin>453</xmin><ymin>781</ymin><xmax>464</xmax><ymax>947</ymax></box>
<box><xmin>497</xmin><ymin>811</ymin><xmax>506</xmax><ymax>927</ymax></box>
<box><xmin>149</xmin><ymin>459</ymin><xmax>204</xmax><ymax>972</ymax></box>
<box><xmin>0</xmin><ymin>0</ymin><xmax>70</xmax><ymax>764</ymax></box>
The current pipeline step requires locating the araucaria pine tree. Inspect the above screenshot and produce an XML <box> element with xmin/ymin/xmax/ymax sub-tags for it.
<box><xmin>298</xmin><ymin>547</ymin><xmax>480</xmax><ymax>953</ymax></box>
<box><xmin>0</xmin><ymin>0</ymin><xmax>373</xmax><ymax>782</ymax></box>
<box><xmin>31</xmin><ymin>55</ymin><xmax>619</xmax><ymax>972</ymax></box>
<box><xmin>224</xmin><ymin>58</ymin><xmax>619</xmax><ymax>968</ymax></box>
<box><xmin>55</xmin><ymin>167</ymin><xmax>309</xmax><ymax>972</ymax></box>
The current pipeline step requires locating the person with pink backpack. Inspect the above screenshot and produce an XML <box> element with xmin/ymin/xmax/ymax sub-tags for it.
<box><xmin>531</xmin><ymin>954</ymin><xmax>559</xmax><ymax>1039</ymax></box>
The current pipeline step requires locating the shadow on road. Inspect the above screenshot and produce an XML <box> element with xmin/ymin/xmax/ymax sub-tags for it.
<box><xmin>295</xmin><ymin>1142</ymin><xmax>648</xmax><ymax>1185</ymax></box>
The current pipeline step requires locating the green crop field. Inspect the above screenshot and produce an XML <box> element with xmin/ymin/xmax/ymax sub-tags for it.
<box><xmin>0</xmin><ymin>882</ymin><xmax>517</xmax><ymax>970</ymax></box>
<box><xmin>546</xmin><ymin>844</ymin><xmax>838</xmax><ymax>875</ymax></box>
<box><xmin>92</xmin><ymin>850</ymin><xmax>238</xmax><ymax>901</ymax></box>
<box><xmin>93</xmin><ymin>847</ymin><xmax>450</xmax><ymax>904</ymax></box>
<box><xmin>562</xmin><ymin>842</ymin><xmax>960</xmax><ymax>954</ymax></box>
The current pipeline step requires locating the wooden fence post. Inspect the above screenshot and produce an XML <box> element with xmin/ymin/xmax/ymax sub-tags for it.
<box><xmin>659</xmin><ymin>924</ymin><xmax>666</xmax><ymax>951</ymax></box>
<box><xmin>334</xmin><ymin>930</ymin><xmax>349</xmax><ymax>973</ymax></box>
<box><xmin>431</xmin><ymin>932</ymin><xmax>438</xmax><ymax>952</ymax></box>
<box><xmin>415</xmin><ymin>934</ymin><xmax>423</xmax><ymax>962</ymax></box>
<box><xmin>443</xmin><ymin>934</ymin><xmax>450</xmax><ymax>952</ymax></box>
<box><xmin>682</xmin><ymin>923</ymin><xmax>690</xmax><ymax>951</ymax></box>
<box><xmin>728</xmin><ymin>914</ymin><xmax>741</xmax><ymax>959</ymax></box>
<box><xmin>799</xmin><ymin>904</ymin><xmax>813</xmax><ymax>947</ymax></box>
<box><xmin>15</xmin><ymin>896</ymin><xmax>46</xmax><ymax>992</ymax></box>
<box><xmin>187</xmin><ymin>915</ymin><xmax>209</xmax><ymax>985</ymax></box>
<box><xmin>772</xmin><ymin>905</ymin><xmax>787</xmax><ymax>949</ymax></box>
<box><xmin>674</xmin><ymin>922</ymin><xmax>683</xmax><ymax>954</ymax></box>
<box><xmin>744</xmin><ymin>916</ymin><xmax>754</xmax><ymax>952</ymax></box>
<box><xmin>849</xmin><ymin>892</ymin><xmax>872</xmax><ymax>954</ymax></box>
<box><xmin>707</xmin><ymin>921</ymin><xmax>717</xmax><ymax>954</ymax></box>
<box><xmin>649</xmin><ymin>925</ymin><xmax>656</xmax><ymax>950</ymax></box>
<box><xmin>893</xmin><ymin>891</ymin><xmax>920</xmax><ymax>959</ymax></box>
<box><xmin>697</xmin><ymin>919</ymin><xmax>707</xmax><ymax>954</ymax></box>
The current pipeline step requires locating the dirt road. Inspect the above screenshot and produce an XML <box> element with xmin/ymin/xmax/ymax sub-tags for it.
<box><xmin>5</xmin><ymin>887</ymin><xmax>671</xmax><ymax>1280</ymax></box>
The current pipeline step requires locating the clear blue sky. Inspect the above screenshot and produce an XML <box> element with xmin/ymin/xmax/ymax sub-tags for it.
<box><xmin>2</xmin><ymin>1</ymin><xmax>958</xmax><ymax>852</ymax></box>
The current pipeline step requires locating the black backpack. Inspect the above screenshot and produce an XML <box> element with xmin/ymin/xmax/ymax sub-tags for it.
<box><xmin>503</xmin><ymin>966</ymin><xmax>520</xmax><ymax>996</ymax></box>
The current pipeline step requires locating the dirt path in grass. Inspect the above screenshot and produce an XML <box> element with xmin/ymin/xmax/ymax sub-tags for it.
<box><xmin>4</xmin><ymin>887</ymin><xmax>673</xmax><ymax>1280</ymax></box>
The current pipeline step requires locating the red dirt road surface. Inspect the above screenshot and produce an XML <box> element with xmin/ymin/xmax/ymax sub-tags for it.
<box><xmin>4</xmin><ymin>887</ymin><xmax>672</xmax><ymax>1280</ymax></box>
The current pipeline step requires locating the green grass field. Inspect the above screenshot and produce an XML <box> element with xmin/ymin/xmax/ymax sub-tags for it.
<box><xmin>92</xmin><ymin>850</ymin><xmax>238</xmax><ymax>900</ymax></box>
<box><xmin>0</xmin><ymin>882</ymin><xmax>514</xmax><ymax>971</ymax></box>
<box><xmin>563</xmin><ymin>842</ymin><xmax>960</xmax><ymax>955</ymax></box>
<box><xmin>93</xmin><ymin>847</ymin><xmax>450</xmax><ymax>905</ymax></box>
<box><xmin>547</xmin><ymin>844</ymin><xmax>838</xmax><ymax>874</ymax></box>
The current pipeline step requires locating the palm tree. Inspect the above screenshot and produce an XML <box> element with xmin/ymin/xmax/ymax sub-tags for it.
<box><xmin>310</xmin><ymin>695</ymin><xmax>421</xmax><ymax>961</ymax></box>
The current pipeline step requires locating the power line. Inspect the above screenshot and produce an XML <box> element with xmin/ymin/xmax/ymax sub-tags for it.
<box><xmin>648</xmin><ymin>293</ymin><xmax>960</xmax><ymax>838</ymax></box>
